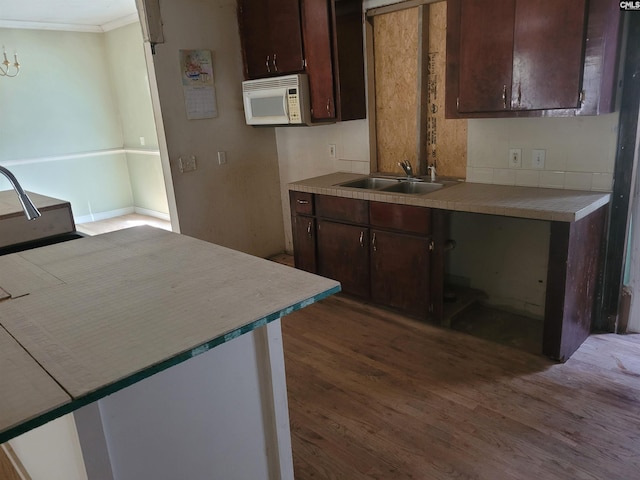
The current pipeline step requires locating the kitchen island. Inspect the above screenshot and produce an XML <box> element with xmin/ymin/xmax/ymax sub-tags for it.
<box><xmin>0</xmin><ymin>226</ymin><xmax>339</xmax><ymax>479</ymax></box>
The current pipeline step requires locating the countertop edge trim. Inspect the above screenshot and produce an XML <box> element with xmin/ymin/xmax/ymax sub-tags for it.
<box><xmin>0</xmin><ymin>284</ymin><xmax>341</xmax><ymax>444</ymax></box>
<box><xmin>289</xmin><ymin>180</ymin><xmax>612</xmax><ymax>223</ymax></box>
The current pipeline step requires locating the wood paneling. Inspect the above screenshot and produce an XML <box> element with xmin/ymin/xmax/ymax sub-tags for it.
<box><xmin>373</xmin><ymin>7</ymin><xmax>420</xmax><ymax>174</ymax></box>
<box><xmin>544</xmin><ymin>206</ymin><xmax>607</xmax><ymax>361</ymax></box>
<box><xmin>372</xmin><ymin>2</ymin><xmax>467</xmax><ymax>178</ymax></box>
<box><xmin>426</xmin><ymin>1</ymin><xmax>467</xmax><ymax>178</ymax></box>
<box><xmin>283</xmin><ymin>295</ymin><xmax>640</xmax><ymax>479</ymax></box>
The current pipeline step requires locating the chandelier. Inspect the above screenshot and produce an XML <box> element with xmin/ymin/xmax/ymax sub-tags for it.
<box><xmin>1</xmin><ymin>47</ymin><xmax>20</xmax><ymax>77</ymax></box>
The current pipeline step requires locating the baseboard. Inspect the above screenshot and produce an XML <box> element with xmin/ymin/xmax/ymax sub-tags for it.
<box><xmin>618</xmin><ymin>286</ymin><xmax>632</xmax><ymax>333</ymax></box>
<box><xmin>75</xmin><ymin>207</ymin><xmax>170</xmax><ymax>225</ymax></box>
<box><xmin>74</xmin><ymin>207</ymin><xmax>135</xmax><ymax>225</ymax></box>
<box><xmin>134</xmin><ymin>207</ymin><xmax>171</xmax><ymax>222</ymax></box>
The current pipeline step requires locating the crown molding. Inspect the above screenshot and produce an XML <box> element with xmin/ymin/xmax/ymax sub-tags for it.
<box><xmin>0</xmin><ymin>13</ymin><xmax>138</xmax><ymax>33</ymax></box>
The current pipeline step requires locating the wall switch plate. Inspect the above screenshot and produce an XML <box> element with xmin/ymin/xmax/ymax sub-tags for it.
<box><xmin>508</xmin><ymin>148</ymin><xmax>522</xmax><ymax>168</ymax></box>
<box><xmin>179</xmin><ymin>155</ymin><xmax>197</xmax><ymax>173</ymax></box>
<box><xmin>217</xmin><ymin>151</ymin><xmax>227</xmax><ymax>165</ymax></box>
<box><xmin>329</xmin><ymin>144</ymin><xmax>336</xmax><ymax>158</ymax></box>
<box><xmin>532</xmin><ymin>149</ymin><xmax>546</xmax><ymax>169</ymax></box>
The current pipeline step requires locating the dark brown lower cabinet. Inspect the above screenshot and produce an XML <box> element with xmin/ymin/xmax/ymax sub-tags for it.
<box><xmin>290</xmin><ymin>191</ymin><xmax>439</xmax><ymax>320</ymax></box>
<box><xmin>291</xmin><ymin>215</ymin><xmax>317</xmax><ymax>273</ymax></box>
<box><xmin>317</xmin><ymin>220</ymin><xmax>370</xmax><ymax>298</ymax></box>
<box><xmin>370</xmin><ymin>229</ymin><xmax>430</xmax><ymax>317</ymax></box>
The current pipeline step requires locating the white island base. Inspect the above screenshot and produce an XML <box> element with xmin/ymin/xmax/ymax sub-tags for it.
<box><xmin>75</xmin><ymin>320</ymin><xmax>293</xmax><ymax>480</ymax></box>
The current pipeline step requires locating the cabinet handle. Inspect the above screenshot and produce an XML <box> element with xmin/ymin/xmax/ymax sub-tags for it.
<box><xmin>326</xmin><ymin>99</ymin><xmax>331</xmax><ymax>114</ymax></box>
<box><xmin>273</xmin><ymin>53</ymin><xmax>278</xmax><ymax>72</ymax></box>
<box><xmin>429</xmin><ymin>240</ymin><xmax>435</xmax><ymax>251</ymax></box>
<box><xmin>359</xmin><ymin>231</ymin><xmax>364</xmax><ymax>247</ymax></box>
<box><xmin>579</xmin><ymin>90</ymin><xmax>585</xmax><ymax>106</ymax></box>
<box><xmin>307</xmin><ymin>221</ymin><xmax>313</xmax><ymax>237</ymax></box>
<box><xmin>372</xmin><ymin>233</ymin><xmax>377</xmax><ymax>252</ymax></box>
<box><xmin>517</xmin><ymin>83</ymin><xmax>522</xmax><ymax>108</ymax></box>
<box><xmin>296</xmin><ymin>199</ymin><xmax>309</xmax><ymax>205</ymax></box>
<box><xmin>502</xmin><ymin>85</ymin><xmax>507</xmax><ymax>109</ymax></box>
<box><xmin>266</xmin><ymin>55</ymin><xmax>271</xmax><ymax>73</ymax></box>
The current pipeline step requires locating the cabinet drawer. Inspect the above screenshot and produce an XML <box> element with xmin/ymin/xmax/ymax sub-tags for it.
<box><xmin>316</xmin><ymin>195</ymin><xmax>369</xmax><ymax>224</ymax></box>
<box><xmin>290</xmin><ymin>191</ymin><xmax>314</xmax><ymax>215</ymax></box>
<box><xmin>370</xmin><ymin>202</ymin><xmax>431</xmax><ymax>236</ymax></box>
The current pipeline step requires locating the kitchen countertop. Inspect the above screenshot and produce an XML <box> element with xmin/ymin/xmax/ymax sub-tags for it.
<box><xmin>0</xmin><ymin>190</ymin><xmax>76</xmax><ymax>247</ymax></box>
<box><xmin>289</xmin><ymin>172</ymin><xmax>611</xmax><ymax>222</ymax></box>
<box><xmin>0</xmin><ymin>190</ymin><xmax>72</xmax><ymax>219</ymax></box>
<box><xmin>0</xmin><ymin>226</ymin><xmax>340</xmax><ymax>443</ymax></box>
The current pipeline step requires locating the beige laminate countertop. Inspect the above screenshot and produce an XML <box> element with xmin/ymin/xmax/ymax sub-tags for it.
<box><xmin>0</xmin><ymin>190</ymin><xmax>76</xmax><ymax>248</ymax></box>
<box><xmin>289</xmin><ymin>172</ymin><xmax>611</xmax><ymax>222</ymax></box>
<box><xmin>0</xmin><ymin>226</ymin><xmax>339</xmax><ymax>443</ymax></box>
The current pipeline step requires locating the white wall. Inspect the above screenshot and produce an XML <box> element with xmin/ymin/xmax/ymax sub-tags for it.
<box><xmin>0</xmin><ymin>25</ymin><xmax>169</xmax><ymax>221</ymax></box>
<box><xmin>146</xmin><ymin>0</ymin><xmax>285</xmax><ymax>257</ymax></box>
<box><xmin>10</xmin><ymin>415</ymin><xmax>88</xmax><ymax>480</ymax></box>
<box><xmin>466</xmin><ymin>114</ymin><xmax>619</xmax><ymax>191</ymax></box>
<box><xmin>276</xmin><ymin>120</ymin><xmax>370</xmax><ymax>251</ymax></box>
<box><xmin>0</xmin><ymin>28</ymin><xmax>134</xmax><ymax>219</ymax></box>
<box><xmin>104</xmin><ymin>22</ymin><xmax>169</xmax><ymax>218</ymax></box>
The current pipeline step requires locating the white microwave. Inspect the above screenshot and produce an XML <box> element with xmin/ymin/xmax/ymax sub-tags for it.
<box><xmin>242</xmin><ymin>74</ymin><xmax>311</xmax><ymax>126</ymax></box>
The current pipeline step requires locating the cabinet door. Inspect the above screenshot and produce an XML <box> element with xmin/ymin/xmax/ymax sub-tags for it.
<box><xmin>239</xmin><ymin>0</ymin><xmax>304</xmax><ymax>78</ymax></box>
<box><xmin>292</xmin><ymin>215</ymin><xmax>317</xmax><ymax>273</ymax></box>
<box><xmin>301</xmin><ymin>0</ymin><xmax>336</xmax><ymax>121</ymax></box>
<box><xmin>268</xmin><ymin>0</ymin><xmax>305</xmax><ymax>75</ymax></box>
<box><xmin>317</xmin><ymin>220</ymin><xmax>369</xmax><ymax>298</ymax></box>
<box><xmin>511</xmin><ymin>0</ymin><xmax>587</xmax><ymax>111</ymax></box>
<box><xmin>370</xmin><ymin>229</ymin><xmax>430</xmax><ymax>318</ymax></box>
<box><xmin>457</xmin><ymin>0</ymin><xmax>516</xmax><ymax>113</ymax></box>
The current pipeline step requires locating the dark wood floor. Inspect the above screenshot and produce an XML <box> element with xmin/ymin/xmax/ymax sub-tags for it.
<box><xmin>282</xmin><ymin>294</ymin><xmax>640</xmax><ymax>480</ymax></box>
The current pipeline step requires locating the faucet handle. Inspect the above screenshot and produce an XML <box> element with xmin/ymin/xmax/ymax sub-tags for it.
<box><xmin>398</xmin><ymin>160</ymin><xmax>413</xmax><ymax>177</ymax></box>
<box><xmin>427</xmin><ymin>164</ymin><xmax>437</xmax><ymax>181</ymax></box>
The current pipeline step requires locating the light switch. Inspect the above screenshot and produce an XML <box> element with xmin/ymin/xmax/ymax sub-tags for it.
<box><xmin>217</xmin><ymin>151</ymin><xmax>227</xmax><ymax>165</ymax></box>
<box><xmin>532</xmin><ymin>149</ymin><xmax>546</xmax><ymax>169</ymax></box>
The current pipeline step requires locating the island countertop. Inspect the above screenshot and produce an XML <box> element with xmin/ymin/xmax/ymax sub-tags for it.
<box><xmin>0</xmin><ymin>226</ymin><xmax>340</xmax><ymax>443</ymax></box>
<box><xmin>289</xmin><ymin>172</ymin><xmax>611</xmax><ymax>222</ymax></box>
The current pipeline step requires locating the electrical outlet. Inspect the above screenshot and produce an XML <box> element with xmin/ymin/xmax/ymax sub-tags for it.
<box><xmin>532</xmin><ymin>149</ymin><xmax>546</xmax><ymax>169</ymax></box>
<box><xmin>508</xmin><ymin>148</ymin><xmax>522</xmax><ymax>168</ymax></box>
<box><xmin>179</xmin><ymin>155</ymin><xmax>197</xmax><ymax>173</ymax></box>
<box><xmin>139</xmin><ymin>136</ymin><xmax>146</xmax><ymax>146</ymax></box>
<box><xmin>217</xmin><ymin>151</ymin><xmax>227</xmax><ymax>165</ymax></box>
<box><xmin>329</xmin><ymin>144</ymin><xmax>336</xmax><ymax>158</ymax></box>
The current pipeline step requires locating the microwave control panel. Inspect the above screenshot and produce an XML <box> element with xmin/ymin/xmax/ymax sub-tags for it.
<box><xmin>287</xmin><ymin>88</ymin><xmax>302</xmax><ymax>124</ymax></box>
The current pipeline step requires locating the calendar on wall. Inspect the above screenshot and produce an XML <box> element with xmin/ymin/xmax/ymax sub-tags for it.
<box><xmin>180</xmin><ymin>49</ymin><xmax>218</xmax><ymax>120</ymax></box>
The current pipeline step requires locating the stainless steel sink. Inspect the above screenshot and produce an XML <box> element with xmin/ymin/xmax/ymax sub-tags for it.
<box><xmin>338</xmin><ymin>177</ymin><xmax>400</xmax><ymax>190</ymax></box>
<box><xmin>381</xmin><ymin>182</ymin><xmax>444</xmax><ymax>195</ymax></box>
<box><xmin>0</xmin><ymin>232</ymin><xmax>85</xmax><ymax>256</ymax></box>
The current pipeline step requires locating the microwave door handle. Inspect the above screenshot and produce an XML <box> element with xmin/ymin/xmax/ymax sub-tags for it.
<box><xmin>282</xmin><ymin>92</ymin><xmax>289</xmax><ymax>119</ymax></box>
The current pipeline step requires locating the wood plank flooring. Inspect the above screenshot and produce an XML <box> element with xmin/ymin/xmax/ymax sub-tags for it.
<box><xmin>282</xmin><ymin>294</ymin><xmax>640</xmax><ymax>480</ymax></box>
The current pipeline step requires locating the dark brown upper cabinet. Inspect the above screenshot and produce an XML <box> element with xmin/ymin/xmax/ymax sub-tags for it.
<box><xmin>301</xmin><ymin>0</ymin><xmax>366</xmax><ymax>122</ymax></box>
<box><xmin>238</xmin><ymin>0</ymin><xmax>305</xmax><ymax>79</ymax></box>
<box><xmin>446</xmin><ymin>0</ymin><xmax>622</xmax><ymax>118</ymax></box>
<box><xmin>238</xmin><ymin>0</ymin><xmax>366</xmax><ymax>123</ymax></box>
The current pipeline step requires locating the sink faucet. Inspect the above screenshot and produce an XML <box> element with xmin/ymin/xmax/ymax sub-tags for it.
<box><xmin>427</xmin><ymin>164</ymin><xmax>437</xmax><ymax>182</ymax></box>
<box><xmin>0</xmin><ymin>166</ymin><xmax>41</xmax><ymax>220</ymax></box>
<box><xmin>398</xmin><ymin>160</ymin><xmax>414</xmax><ymax>178</ymax></box>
